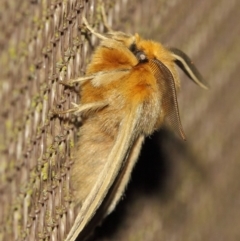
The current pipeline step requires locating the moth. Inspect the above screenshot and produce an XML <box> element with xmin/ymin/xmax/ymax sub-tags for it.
<box><xmin>64</xmin><ymin>17</ymin><xmax>208</xmax><ymax>241</ymax></box>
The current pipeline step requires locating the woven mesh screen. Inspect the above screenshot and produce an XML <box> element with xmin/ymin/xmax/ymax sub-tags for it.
<box><xmin>1</xmin><ymin>0</ymin><xmax>240</xmax><ymax>241</ymax></box>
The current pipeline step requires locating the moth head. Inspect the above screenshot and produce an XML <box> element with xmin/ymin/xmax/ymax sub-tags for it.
<box><xmin>130</xmin><ymin>34</ymin><xmax>181</xmax><ymax>88</ymax></box>
<box><xmin>128</xmin><ymin>35</ymin><xmax>208</xmax><ymax>140</ymax></box>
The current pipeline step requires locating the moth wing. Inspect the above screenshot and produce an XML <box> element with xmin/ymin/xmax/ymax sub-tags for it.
<box><xmin>75</xmin><ymin>135</ymin><xmax>145</xmax><ymax>240</ymax></box>
<box><xmin>105</xmin><ymin>134</ymin><xmax>145</xmax><ymax>215</ymax></box>
<box><xmin>65</xmin><ymin>106</ymin><xmax>143</xmax><ymax>241</ymax></box>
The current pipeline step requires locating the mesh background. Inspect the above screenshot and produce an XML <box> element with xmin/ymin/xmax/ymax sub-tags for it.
<box><xmin>0</xmin><ymin>0</ymin><xmax>240</xmax><ymax>241</ymax></box>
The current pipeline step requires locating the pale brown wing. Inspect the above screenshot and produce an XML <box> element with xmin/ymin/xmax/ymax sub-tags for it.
<box><xmin>65</xmin><ymin>106</ymin><xmax>144</xmax><ymax>241</ymax></box>
<box><xmin>76</xmin><ymin>135</ymin><xmax>145</xmax><ymax>240</ymax></box>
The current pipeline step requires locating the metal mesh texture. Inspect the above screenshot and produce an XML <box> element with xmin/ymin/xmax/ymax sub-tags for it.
<box><xmin>0</xmin><ymin>0</ymin><xmax>118</xmax><ymax>240</ymax></box>
<box><xmin>1</xmin><ymin>0</ymin><xmax>240</xmax><ymax>241</ymax></box>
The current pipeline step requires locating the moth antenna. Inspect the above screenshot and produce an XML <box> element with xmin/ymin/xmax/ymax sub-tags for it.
<box><xmin>54</xmin><ymin>102</ymin><xmax>108</xmax><ymax>116</ymax></box>
<box><xmin>150</xmin><ymin>59</ymin><xmax>186</xmax><ymax>140</ymax></box>
<box><xmin>100</xmin><ymin>3</ymin><xmax>113</xmax><ymax>32</ymax></box>
<box><xmin>82</xmin><ymin>16</ymin><xmax>108</xmax><ymax>40</ymax></box>
<box><xmin>169</xmin><ymin>48</ymin><xmax>209</xmax><ymax>90</ymax></box>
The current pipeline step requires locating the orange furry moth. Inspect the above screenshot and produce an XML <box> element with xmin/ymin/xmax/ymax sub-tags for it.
<box><xmin>64</xmin><ymin>16</ymin><xmax>208</xmax><ymax>241</ymax></box>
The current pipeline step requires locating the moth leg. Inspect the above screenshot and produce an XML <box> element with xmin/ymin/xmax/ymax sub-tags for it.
<box><xmin>60</xmin><ymin>75</ymin><xmax>95</xmax><ymax>87</ymax></box>
<box><xmin>54</xmin><ymin>101</ymin><xmax>108</xmax><ymax>116</ymax></box>
<box><xmin>82</xmin><ymin>16</ymin><xmax>108</xmax><ymax>41</ymax></box>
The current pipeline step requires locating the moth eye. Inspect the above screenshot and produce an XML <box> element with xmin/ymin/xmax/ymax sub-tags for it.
<box><xmin>129</xmin><ymin>43</ymin><xmax>148</xmax><ymax>63</ymax></box>
<box><xmin>135</xmin><ymin>51</ymin><xmax>148</xmax><ymax>63</ymax></box>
